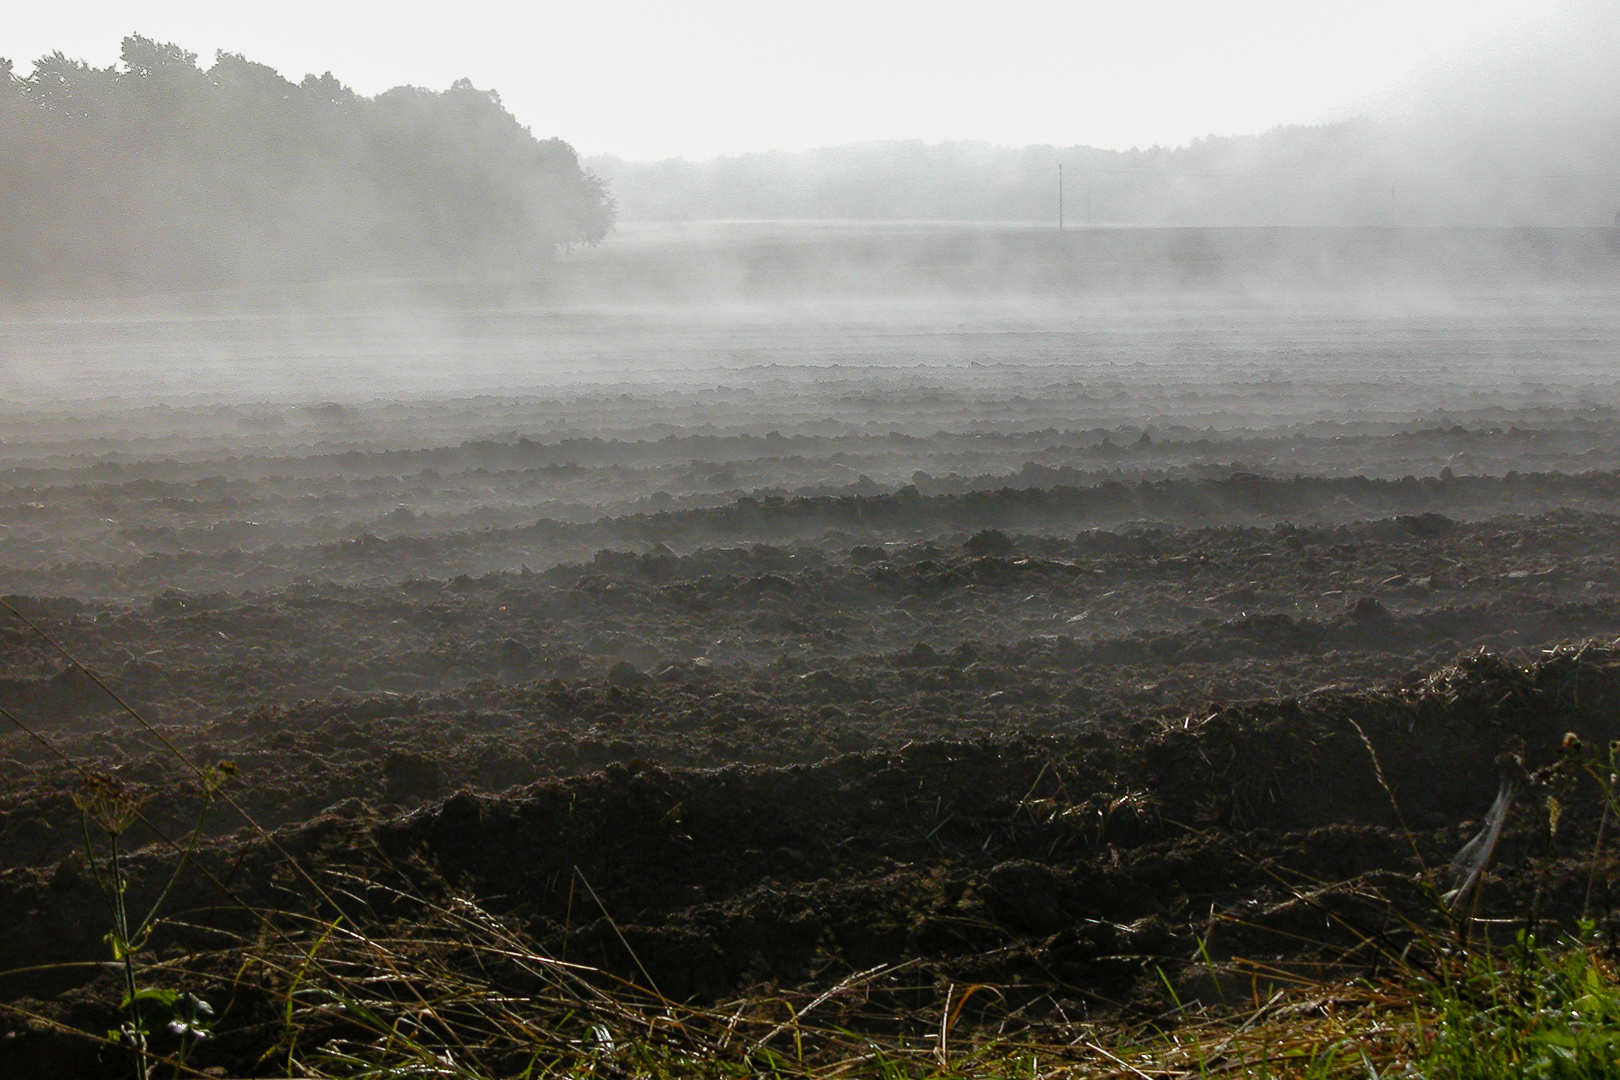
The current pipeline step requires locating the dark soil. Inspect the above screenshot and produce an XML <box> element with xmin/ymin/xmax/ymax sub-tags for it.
<box><xmin>5</xmin><ymin>411</ymin><xmax>1620</xmax><ymax>1074</ymax></box>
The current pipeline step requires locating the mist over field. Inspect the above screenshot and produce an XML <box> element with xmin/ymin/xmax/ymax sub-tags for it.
<box><xmin>589</xmin><ymin>8</ymin><xmax>1620</xmax><ymax>228</ymax></box>
<box><xmin>5</xmin><ymin>39</ymin><xmax>1620</xmax><ymax>425</ymax></box>
<box><xmin>594</xmin><ymin>7</ymin><xmax>1620</xmax><ymax>228</ymax></box>
<box><xmin>13</xmin><ymin>20</ymin><xmax>1620</xmax><ymax>1077</ymax></box>
<box><xmin>588</xmin><ymin>120</ymin><xmax>1620</xmax><ymax>227</ymax></box>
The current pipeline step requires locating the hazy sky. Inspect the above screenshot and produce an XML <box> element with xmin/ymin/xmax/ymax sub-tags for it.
<box><xmin>3</xmin><ymin>1</ymin><xmax>1586</xmax><ymax>161</ymax></box>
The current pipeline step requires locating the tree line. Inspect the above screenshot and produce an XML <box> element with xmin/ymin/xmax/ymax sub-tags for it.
<box><xmin>589</xmin><ymin>123</ymin><xmax>1620</xmax><ymax>228</ymax></box>
<box><xmin>0</xmin><ymin>37</ymin><xmax>613</xmax><ymax>295</ymax></box>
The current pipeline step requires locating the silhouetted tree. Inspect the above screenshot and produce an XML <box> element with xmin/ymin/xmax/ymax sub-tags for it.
<box><xmin>0</xmin><ymin>36</ymin><xmax>612</xmax><ymax>295</ymax></box>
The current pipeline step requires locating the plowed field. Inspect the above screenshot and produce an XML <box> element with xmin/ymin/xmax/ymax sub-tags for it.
<box><xmin>6</xmin><ymin>284</ymin><xmax>1620</xmax><ymax>1074</ymax></box>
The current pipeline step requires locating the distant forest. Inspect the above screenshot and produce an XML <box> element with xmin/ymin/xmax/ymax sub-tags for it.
<box><xmin>0</xmin><ymin>37</ymin><xmax>612</xmax><ymax>295</ymax></box>
<box><xmin>589</xmin><ymin>122</ymin><xmax>1620</xmax><ymax>227</ymax></box>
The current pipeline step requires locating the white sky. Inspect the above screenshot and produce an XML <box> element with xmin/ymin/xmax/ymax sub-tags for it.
<box><xmin>1</xmin><ymin>1</ymin><xmax>1581</xmax><ymax>161</ymax></box>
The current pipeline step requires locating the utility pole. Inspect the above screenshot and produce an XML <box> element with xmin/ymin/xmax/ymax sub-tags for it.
<box><xmin>1058</xmin><ymin>164</ymin><xmax>1064</xmax><ymax>231</ymax></box>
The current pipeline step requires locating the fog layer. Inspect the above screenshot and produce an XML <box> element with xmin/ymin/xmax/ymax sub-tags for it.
<box><xmin>589</xmin><ymin>120</ymin><xmax>1620</xmax><ymax>227</ymax></box>
<box><xmin>591</xmin><ymin>9</ymin><xmax>1620</xmax><ymax>228</ymax></box>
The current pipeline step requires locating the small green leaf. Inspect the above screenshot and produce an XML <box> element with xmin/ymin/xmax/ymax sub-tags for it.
<box><xmin>122</xmin><ymin>986</ymin><xmax>179</xmax><ymax>1011</ymax></box>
